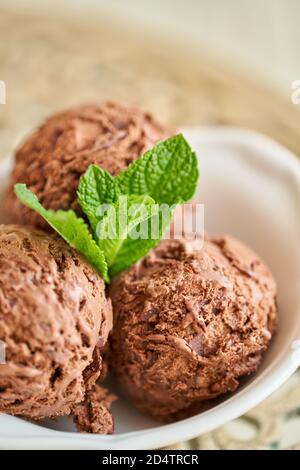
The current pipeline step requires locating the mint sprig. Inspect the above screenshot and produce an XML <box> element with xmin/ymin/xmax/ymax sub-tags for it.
<box><xmin>14</xmin><ymin>134</ymin><xmax>199</xmax><ymax>282</ymax></box>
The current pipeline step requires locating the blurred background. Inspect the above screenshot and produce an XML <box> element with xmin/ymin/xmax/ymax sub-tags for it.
<box><xmin>0</xmin><ymin>0</ymin><xmax>300</xmax><ymax>450</ymax></box>
<box><xmin>3</xmin><ymin>0</ymin><xmax>300</xmax><ymax>92</ymax></box>
<box><xmin>0</xmin><ymin>0</ymin><xmax>300</xmax><ymax>158</ymax></box>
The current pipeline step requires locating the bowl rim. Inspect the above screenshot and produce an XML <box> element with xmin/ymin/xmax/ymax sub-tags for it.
<box><xmin>0</xmin><ymin>125</ymin><xmax>300</xmax><ymax>449</ymax></box>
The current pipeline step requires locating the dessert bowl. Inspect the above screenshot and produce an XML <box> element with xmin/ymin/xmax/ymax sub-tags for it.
<box><xmin>0</xmin><ymin>126</ymin><xmax>299</xmax><ymax>449</ymax></box>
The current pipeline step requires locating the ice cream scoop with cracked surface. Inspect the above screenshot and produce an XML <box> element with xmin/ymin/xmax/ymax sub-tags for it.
<box><xmin>4</xmin><ymin>101</ymin><xmax>170</xmax><ymax>230</ymax></box>
<box><xmin>109</xmin><ymin>235</ymin><xmax>277</xmax><ymax>421</ymax></box>
<box><xmin>0</xmin><ymin>224</ymin><xmax>113</xmax><ymax>431</ymax></box>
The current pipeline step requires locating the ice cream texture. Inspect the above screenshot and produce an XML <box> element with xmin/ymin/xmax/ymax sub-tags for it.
<box><xmin>109</xmin><ymin>235</ymin><xmax>277</xmax><ymax>421</ymax></box>
<box><xmin>5</xmin><ymin>101</ymin><xmax>170</xmax><ymax>229</ymax></box>
<box><xmin>72</xmin><ymin>384</ymin><xmax>116</xmax><ymax>434</ymax></box>
<box><xmin>0</xmin><ymin>224</ymin><xmax>113</xmax><ymax>425</ymax></box>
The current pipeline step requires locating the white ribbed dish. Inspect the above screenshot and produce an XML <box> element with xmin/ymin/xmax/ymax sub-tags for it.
<box><xmin>0</xmin><ymin>126</ymin><xmax>299</xmax><ymax>449</ymax></box>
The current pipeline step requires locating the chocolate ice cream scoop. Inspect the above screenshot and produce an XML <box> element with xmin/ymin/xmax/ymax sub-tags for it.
<box><xmin>0</xmin><ymin>224</ymin><xmax>113</xmax><ymax>424</ymax></box>
<box><xmin>72</xmin><ymin>384</ymin><xmax>116</xmax><ymax>434</ymax></box>
<box><xmin>4</xmin><ymin>101</ymin><xmax>170</xmax><ymax>230</ymax></box>
<box><xmin>109</xmin><ymin>235</ymin><xmax>277</xmax><ymax>422</ymax></box>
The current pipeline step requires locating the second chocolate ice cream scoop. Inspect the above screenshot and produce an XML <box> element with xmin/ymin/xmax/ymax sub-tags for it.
<box><xmin>5</xmin><ymin>101</ymin><xmax>170</xmax><ymax>230</ymax></box>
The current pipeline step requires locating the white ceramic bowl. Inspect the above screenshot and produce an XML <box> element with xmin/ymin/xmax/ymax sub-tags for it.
<box><xmin>0</xmin><ymin>126</ymin><xmax>299</xmax><ymax>449</ymax></box>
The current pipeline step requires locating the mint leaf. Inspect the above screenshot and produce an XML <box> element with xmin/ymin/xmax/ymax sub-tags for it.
<box><xmin>109</xmin><ymin>204</ymin><xmax>173</xmax><ymax>276</ymax></box>
<box><xmin>97</xmin><ymin>194</ymin><xmax>157</xmax><ymax>274</ymax></box>
<box><xmin>77</xmin><ymin>165</ymin><xmax>119</xmax><ymax>232</ymax></box>
<box><xmin>116</xmin><ymin>134</ymin><xmax>199</xmax><ymax>205</ymax></box>
<box><xmin>14</xmin><ymin>184</ymin><xmax>109</xmax><ymax>282</ymax></box>
<box><xmin>14</xmin><ymin>134</ymin><xmax>200</xmax><ymax>282</ymax></box>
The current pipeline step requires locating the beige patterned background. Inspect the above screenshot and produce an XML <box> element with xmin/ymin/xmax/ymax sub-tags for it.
<box><xmin>0</xmin><ymin>5</ymin><xmax>300</xmax><ymax>449</ymax></box>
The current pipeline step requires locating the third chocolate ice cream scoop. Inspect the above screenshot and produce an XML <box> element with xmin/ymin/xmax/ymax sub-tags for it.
<box><xmin>109</xmin><ymin>235</ymin><xmax>277</xmax><ymax>422</ymax></box>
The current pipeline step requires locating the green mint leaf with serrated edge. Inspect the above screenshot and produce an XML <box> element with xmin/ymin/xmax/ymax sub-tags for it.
<box><xmin>108</xmin><ymin>204</ymin><xmax>173</xmax><ymax>276</ymax></box>
<box><xmin>97</xmin><ymin>194</ymin><xmax>157</xmax><ymax>274</ymax></box>
<box><xmin>115</xmin><ymin>134</ymin><xmax>199</xmax><ymax>205</ymax></box>
<box><xmin>77</xmin><ymin>165</ymin><xmax>120</xmax><ymax>233</ymax></box>
<box><xmin>14</xmin><ymin>184</ymin><xmax>109</xmax><ymax>282</ymax></box>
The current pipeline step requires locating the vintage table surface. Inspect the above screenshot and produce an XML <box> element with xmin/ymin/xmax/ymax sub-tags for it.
<box><xmin>0</xmin><ymin>8</ymin><xmax>300</xmax><ymax>450</ymax></box>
